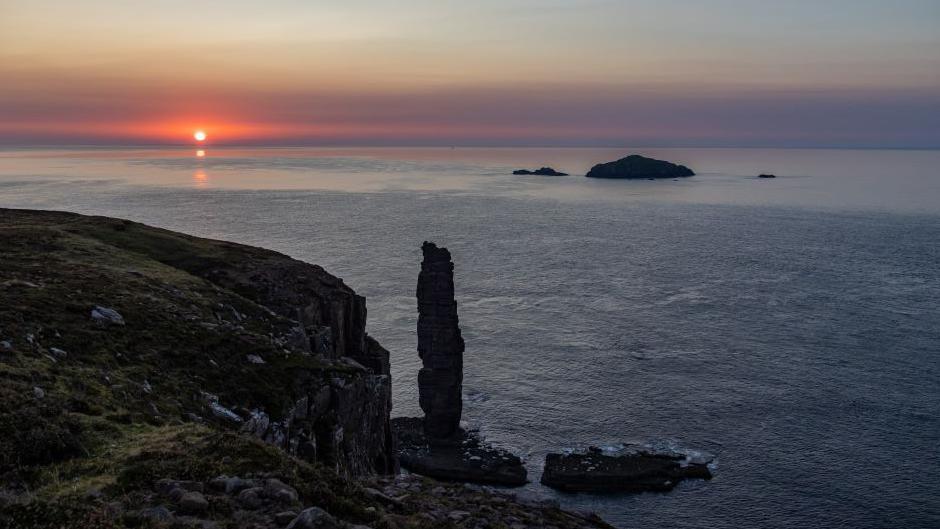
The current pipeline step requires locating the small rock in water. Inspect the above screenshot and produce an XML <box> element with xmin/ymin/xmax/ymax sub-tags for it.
<box><xmin>758</xmin><ymin>173</ymin><xmax>777</xmax><ymax>178</ymax></box>
<box><xmin>91</xmin><ymin>306</ymin><xmax>125</xmax><ymax>326</ymax></box>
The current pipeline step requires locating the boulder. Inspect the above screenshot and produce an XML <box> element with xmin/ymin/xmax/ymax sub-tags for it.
<box><xmin>286</xmin><ymin>507</ymin><xmax>342</xmax><ymax>529</ymax></box>
<box><xmin>585</xmin><ymin>155</ymin><xmax>694</xmax><ymax>179</ymax></box>
<box><xmin>91</xmin><ymin>305</ymin><xmax>125</xmax><ymax>326</ymax></box>
<box><xmin>177</xmin><ymin>491</ymin><xmax>209</xmax><ymax>514</ymax></box>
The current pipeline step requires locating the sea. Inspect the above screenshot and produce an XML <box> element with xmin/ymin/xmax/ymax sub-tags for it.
<box><xmin>1</xmin><ymin>146</ymin><xmax>938</xmax><ymax>528</ymax></box>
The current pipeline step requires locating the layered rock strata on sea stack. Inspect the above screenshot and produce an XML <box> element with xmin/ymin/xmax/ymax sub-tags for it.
<box><xmin>416</xmin><ymin>241</ymin><xmax>465</xmax><ymax>439</ymax></box>
<box><xmin>585</xmin><ymin>155</ymin><xmax>694</xmax><ymax>179</ymax></box>
<box><xmin>541</xmin><ymin>445</ymin><xmax>713</xmax><ymax>493</ymax></box>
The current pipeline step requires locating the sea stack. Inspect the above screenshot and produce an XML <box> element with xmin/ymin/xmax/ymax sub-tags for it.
<box><xmin>417</xmin><ymin>241</ymin><xmax>465</xmax><ymax>439</ymax></box>
<box><xmin>390</xmin><ymin>242</ymin><xmax>527</xmax><ymax>486</ymax></box>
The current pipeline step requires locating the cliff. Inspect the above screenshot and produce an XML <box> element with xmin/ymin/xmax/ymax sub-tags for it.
<box><xmin>0</xmin><ymin>208</ymin><xmax>612</xmax><ymax>529</ymax></box>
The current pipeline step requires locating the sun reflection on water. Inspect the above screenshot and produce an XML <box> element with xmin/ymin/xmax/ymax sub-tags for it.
<box><xmin>193</xmin><ymin>169</ymin><xmax>208</xmax><ymax>187</ymax></box>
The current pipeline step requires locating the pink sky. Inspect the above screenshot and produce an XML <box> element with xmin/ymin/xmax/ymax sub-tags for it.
<box><xmin>2</xmin><ymin>1</ymin><xmax>938</xmax><ymax>147</ymax></box>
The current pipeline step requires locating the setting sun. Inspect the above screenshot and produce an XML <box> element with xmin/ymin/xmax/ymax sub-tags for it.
<box><xmin>193</xmin><ymin>130</ymin><xmax>207</xmax><ymax>142</ymax></box>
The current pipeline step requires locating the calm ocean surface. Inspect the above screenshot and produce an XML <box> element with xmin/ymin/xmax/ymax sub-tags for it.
<box><xmin>2</xmin><ymin>147</ymin><xmax>939</xmax><ymax>528</ymax></box>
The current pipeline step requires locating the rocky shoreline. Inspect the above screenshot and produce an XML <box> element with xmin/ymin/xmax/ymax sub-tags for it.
<box><xmin>0</xmin><ymin>208</ymin><xmax>615</xmax><ymax>529</ymax></box>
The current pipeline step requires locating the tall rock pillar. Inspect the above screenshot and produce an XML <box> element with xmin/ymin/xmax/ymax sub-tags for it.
<box><xmin>416</xmin><ymin>241</ymin><xmax>464</xmax><ymax>439</ymax></box>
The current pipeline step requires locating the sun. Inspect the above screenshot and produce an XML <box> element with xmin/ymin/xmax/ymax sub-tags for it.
<box><xmin>193</xmin><ymin>130</ymin><xmax>207</xmax><ymax>142</ymax></box>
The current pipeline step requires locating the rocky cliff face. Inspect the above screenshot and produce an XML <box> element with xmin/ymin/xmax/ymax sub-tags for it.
<box><xmin>0</xmin><ymin>208</ymin><xmax>394</xmax><ymax>478</ymax></box>
<box><xmin>0</xmin><ymin>209</ymin><xmax>614</xmax><ymax>529</ymax></box>
<box><xmin>416</xmin><ymin>241</ymin><xmax>464</xmax><ymax>439</ymax></box>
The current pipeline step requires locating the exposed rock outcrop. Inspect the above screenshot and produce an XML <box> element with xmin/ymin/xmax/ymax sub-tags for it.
<box><xmin>0</xmin><ymin>208</ymin><xmax>394</xmax><ymax>478</ymax></box>
<box><xmin>585</xmin><ymin>155</ymin><xmax>695</xmax><ymax>179</ymax></box>
<box><xmin>416</xmin><ymin>241</ymin><xmax>464</xmax><ymax>440</ymax></box>
<box><xmin>513</xmin><ymin>167</ymin><xmax>569</xmax><ymax>176</ymax></box>
<box><xmin>541</xmin><ymin>445</ymin><xmax>713</xmax><ymax>493</ymax></box>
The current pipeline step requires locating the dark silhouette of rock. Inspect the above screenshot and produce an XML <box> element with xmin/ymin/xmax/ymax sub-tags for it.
<box><xmin>585</xmin><ymin>155</ymin><xmax>694</xmax><ymax>179</ymax></box>
<box><xmin>417</xmin><ymin>241</ymin><xmax>464</xmax><ymax>439</ymax></box>
<box><xmin>393</xmin><ymin>243</ymin><xmax>527</xmax><ymax>486</ymax></box>
<box><xmin>513</xmin><ymin>167</ymin><xmax>568</xmax><ymax>176</ymax></box>
<box><xmin>758</xmin><ymin>173</ymin><xmax>777</xmax><ymax>178</ymax></box>
<box><xmin>541</xmin><ymin>446</ymin><xmax>713</xmax><ymax>493</ymax></box>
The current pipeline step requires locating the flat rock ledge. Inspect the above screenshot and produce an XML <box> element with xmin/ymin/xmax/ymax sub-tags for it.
<box><xmin>392</xmin><ymin>417</ymin><xmax>528</xmax><ymax>487</ymax></box>
<box><xmin>541</xmin><ymin>445</ymin><xmax>713</xmax><ymax>493</ymax></box>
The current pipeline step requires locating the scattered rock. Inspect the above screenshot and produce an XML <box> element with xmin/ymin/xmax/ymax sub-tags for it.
<box><xmin>0</xmin><ymin>340</ymin><xmax>11</xmax><ymax>351</ymax></box>
<box><xmin>362</xmin><ymin>487</ymin><xmax>403</xmax><ymax>509</ymax></box>
<box><xmin>585</xmin><ymin>155</ymin><xmax>695</xmax><ymax>179</ymax></box>
<box><xmin>91</xmin><ymin>305</ymin><xmax>125</xmax><ymax>326</ymax></box>
<box><xmin>202</xmin><ymin>393</ymin><xmax>243</xmax><ymax>425</ymax></box>
<box><xmin>286</xmin><ymin>506</ymin><xmax>342</xmax><ymax>529</ymax></box>
<box><xmin>177</xmin><ymin>491</ymin><xmax>209</xmax><ymax>514</ymax></box>
<box><xmin>136</xmin><ymin>505</ymin><xmax>174</xmax><ymax>524</ymax></box>
<box><xmin>155</xmin><ymin>478</ymin><xmax>204</xmax><ymax>494</ymax></box>
<box><xmin>32</xmin><ymin>386</ymin><xmax>45</xmax><ymax>399</ymax></box>
<box><xmin>210</xmin><ymin>475</ymin><xmax>254</xmax><ymax>494</ymax></box>
<box><xmin>237</xmin><ymin>487</ymin><xmax>265</xmax><ymax>510</ymax></box>
<box><xmin>513</xmin><ymin>167</ymin><xmax>568</xmax><ymax>176</ymax></box>
<box><xmin>49</xmin><ymin>347</ymin><xmax>68</xmax><ymax>359</ymax></box>
<box><xmin>264</xmin><ymin>478</ymin><xmax>299</xmax><ymax>504</ymax></box>
<box><xmin>246</xmin><ymin>354</ymin><xmax>266</xmax><ymax>364</ymax></box>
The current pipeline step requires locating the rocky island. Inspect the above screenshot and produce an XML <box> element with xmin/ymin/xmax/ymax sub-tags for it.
<box><xmin>0</xmin><ymin>209</ymin><xmax>609</xmax><ymax>529</ymax></box>
<box><xmin>513</xmin><ymin>167</ymin><xmax>568</xmax><ymax>176</ymax></box>
<box><xmin>585</xmin><ymin>155</ymin><xmax>695</xmax><ymax>179</ymax></box>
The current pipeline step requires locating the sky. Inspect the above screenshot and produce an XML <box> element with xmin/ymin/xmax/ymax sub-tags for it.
<box><xmin>1</xmin><ymin>0</ymin><xmax>938</xmax><ymax>147</ymax></box>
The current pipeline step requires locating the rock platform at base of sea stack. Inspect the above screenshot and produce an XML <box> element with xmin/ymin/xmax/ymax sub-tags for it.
<box><xmin>393</xmin><ymin>417</ymin><xmax>528</xmax><ymax>486</ymax></box>
<box><xmin>541</xmin><ymin>445</ymin><xmax>713</xmax><ymax>493</ymax></box>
